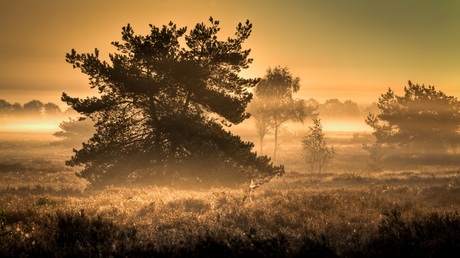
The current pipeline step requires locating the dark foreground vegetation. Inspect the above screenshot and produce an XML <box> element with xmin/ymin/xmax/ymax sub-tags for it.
<box><xmin>1</xmin><ymin>133</ymin><xmax>460</xmax><ymax>257</ymax></box>
<box><xmin>1</xmin><ymin>186</ymin><xmax>460</xmax><ymax>257</ymax></box>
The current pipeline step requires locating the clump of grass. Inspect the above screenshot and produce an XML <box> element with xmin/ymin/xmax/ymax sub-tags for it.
<box><xmin>0</xmin><ymin>209</ymin><xmax>139</xmax><ymax>257</ymax></box>
<box><xmin>34</xmin><ymin>196</ymin><xmax>57</xmax><ymax>207</ymax></box>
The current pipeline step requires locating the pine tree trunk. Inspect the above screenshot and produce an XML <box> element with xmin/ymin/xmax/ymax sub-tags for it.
<box><xmin>149</xmin><ymin>96</ymin><xmax>163</xmax><ymax>162</ymax></box>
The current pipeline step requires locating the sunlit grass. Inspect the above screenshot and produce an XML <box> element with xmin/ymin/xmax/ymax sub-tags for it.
<box><xmin>1</xmin><ymin>181</ymin><xmax>459</xmax><ymax>256</ymax></box>
<box><xmin>1</xmin><ymin>131</ymin><xmax>459</xmax><ymax>256</ymax></box>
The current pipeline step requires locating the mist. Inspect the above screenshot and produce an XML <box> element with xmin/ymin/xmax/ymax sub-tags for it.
<box><xmin>1</xmin><ymin>93</ymin><xmax>460</xmax><ymax>256</ymax></box>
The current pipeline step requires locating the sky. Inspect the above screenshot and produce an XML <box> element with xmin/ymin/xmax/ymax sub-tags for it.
<box><xmin>1</xmin><ymin>0</ymin><xmax>459</xmax><ymax>108</ymax></box>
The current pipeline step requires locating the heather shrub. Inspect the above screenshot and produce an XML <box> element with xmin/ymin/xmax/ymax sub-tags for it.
<box><xmin>0</xmin><ymin>210</ymin><xmax>138</xmax><ymax>257</ymax></box>
<box><xmin>354</xmin><ymin>210</ymin><xmax>460</xmax><ymax>257</ymax></box>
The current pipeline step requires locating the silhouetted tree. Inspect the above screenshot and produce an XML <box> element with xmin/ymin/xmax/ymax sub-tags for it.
<box><xmin>305</xmin><ymin>98</ymin><xmax>320</xmax><ymax>116</ymax></box>
<box><xmin>11</xmin><ymin>103</ymin><xmax>22</xmax><ymax>114</ymax></box>
<box><xmin>249</xmin><ymin>66</ymin><xmax>315</xmax><ymax>161</ymax></box>
<box><xmin>343</xmin><ymin>100</ymin><xmax>360</xmax><ymax>116</ymax></box>
<box><xmin>318</xmin><ymin>99</ymin><xmax>360</xmax><ymax>117</ymax></box>
<box><xmin>0</xmin><ymin>99</ymin><xmax>14</xmax><ymax>117</ymax></box>
<box><xmin>362</xmin><ymin>102</ymin><xmax>380</xmax><ymax>116</ymax></box>
<box><xmin>62</xmin><ymin>17</ymin><xmax>284</xmax><ymax>186</ymax></box>
<box><xmin>53</xmin><ymin>118</ymin><xmax>95</xmax><ymax>147</ymax></box>
<box><xmin>43</xmin><ymin>102</ymin><xmax>62</xmax><ymax>116</ymax></box>
<box><xmin>366</xmin><ymin>81</ymin><xmax>460</xmax><ymax>162</ymax></box>
<box><xmin>247</xmin><ymin>97</ymin><xmax>271</xmax><ymax>155</ymax></box>
<box><xmin>1</xmin><ymin>99</ymin><xmax>62</xmax><ymax>118</ymax></box>
<box><xmin>363</xmin><ymin>142</ymin><xmax>384</xmax><ymax>172</ymax></box>
<box><xmin>302</xmin><ymin>119</ymin><xmax>335</xmax><ymax>173</ymax></box>
<box><xmin>22</xmin><ymin>100</ymin><xmax>44</xmax><ymax>116</ymax></box>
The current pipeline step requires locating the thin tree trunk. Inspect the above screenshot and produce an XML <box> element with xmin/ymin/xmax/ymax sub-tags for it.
<box><xmin>273</xmin><ymin>125</ymin><xmax>278</xmax><ymax>162</ymax></box>
<box><xmin>259</xmin><ymin>135</ymin><xmax>264</xmax><ymax>155</ymax></box>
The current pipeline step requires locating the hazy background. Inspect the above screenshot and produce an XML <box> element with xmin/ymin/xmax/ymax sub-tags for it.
<box><xmin>1</xmin><ymin>0</ymin><xmax>459</xmax><ymax>109</ymax></box>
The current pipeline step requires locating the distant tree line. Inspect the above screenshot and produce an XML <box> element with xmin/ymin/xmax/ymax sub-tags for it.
<box><xmin>0</xmin><ymin>97</ymin><xmax>377</xmax><ymax>121</ymax></box>
<box><xmin>316</xmin><ymin>99</ymin><xmax>379</xmax><ymax>118</ymax></box>
<box><xmin>0</xmin><ymin>99</ymin><xmax>74</xmax><ymax>118</ymax></box>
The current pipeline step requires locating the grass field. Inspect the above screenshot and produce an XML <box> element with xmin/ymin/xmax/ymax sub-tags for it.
<box><xmin>1</xmin><ymin>131</ymin><xmax>460</xmax><ymax>257</ymax></box>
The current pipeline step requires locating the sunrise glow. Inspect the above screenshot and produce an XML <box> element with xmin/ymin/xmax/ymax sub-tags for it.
<box><xmin>0</xmin><ymin>118</ymin><xmax>62</xmax><ymax>132</ymax></box>
<box><xmin>1</xmin><ymin>0</ymin><xmax>458</xmax><ymax>108</ymax></box>
<box><xmin>321</xmin><ymin>119</ymin><xmax>372</xmax><ymax>132</ymax></box>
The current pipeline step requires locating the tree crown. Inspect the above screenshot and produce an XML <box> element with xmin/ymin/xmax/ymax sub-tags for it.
<box><xmin>366</xmin><ymin>80</ymin><xmax>460</xmax><ymax>154</ymax></box>
<box><xmin>62</xmin><ymin>18</ymin><xmax>283</xmax><ymax>186</ymax></box>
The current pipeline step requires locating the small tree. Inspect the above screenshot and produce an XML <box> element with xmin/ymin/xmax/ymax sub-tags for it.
<box><xmin>366</xmin><ymin>81</ymin><xmax>460</xmax><ymax>162</ymax></box>
<box><xmin>249</xmin><ymin>66</ymin><xmax>316</xmax><ymax>161</ymax></box>
<box><xmin>302</xmin><ymin>119</ymin><xmax>335</xmax><ymax>173</ymax></box>
<box><xmin>247</xmin><ymin>99</ymin><xmax>271</xmax><ymax>154</ymax></box>
<box><xmin>363</xmin><ymin>142</ymin><xmax>384</xmax><ymax>172</ymax></box>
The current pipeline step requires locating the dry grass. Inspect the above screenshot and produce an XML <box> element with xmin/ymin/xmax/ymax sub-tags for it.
<box><xmin>1</xmin><ymin>131</ymin><xmax>459</xmax><ymax>257</ymax></box>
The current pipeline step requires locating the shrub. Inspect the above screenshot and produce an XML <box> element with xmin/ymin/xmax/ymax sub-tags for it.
<box><xmin>357</xmin><ymin>210</ymin><xmax>460</xmax><ymax>257</ymax></box>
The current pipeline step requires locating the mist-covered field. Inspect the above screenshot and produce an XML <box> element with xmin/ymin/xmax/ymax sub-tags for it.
<box><xmin>1</xmin><ymin>130</ymin><xmax>460</xmax><ymax>257</ymax></box>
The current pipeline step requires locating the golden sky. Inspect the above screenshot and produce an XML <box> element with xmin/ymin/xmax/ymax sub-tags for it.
<box><xmin>1</xmin><ymin>0</ymin><xmax>459</xmax><ymax>107</ymax></box>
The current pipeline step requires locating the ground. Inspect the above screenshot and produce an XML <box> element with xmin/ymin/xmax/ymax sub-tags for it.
<box><xmin>0</xmin><ymin>131</ymin><xmax>459</xmax><ymax>257</ymax></box>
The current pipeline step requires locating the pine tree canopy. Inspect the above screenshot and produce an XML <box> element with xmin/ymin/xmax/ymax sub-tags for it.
<box><xmin>62</xmin><ymin>17</ymin><xmax>284</xmax><ymax>186</ymax></box>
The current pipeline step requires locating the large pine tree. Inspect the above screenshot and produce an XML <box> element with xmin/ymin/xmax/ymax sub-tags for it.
<box><xmin>63</xmin><ymin>18</ymin><xmax>283</xmax><ymax>186</ymax></box>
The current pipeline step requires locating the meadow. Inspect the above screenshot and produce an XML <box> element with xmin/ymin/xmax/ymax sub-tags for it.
<box><xmin>1</xmin><ymin>131</ymin><xmax>460</xmax><ymax>257</ymax></box>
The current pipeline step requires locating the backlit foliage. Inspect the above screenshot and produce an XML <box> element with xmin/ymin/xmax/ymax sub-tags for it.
<box><xmin>62</xmin><ymin>18</ymin><xmax>283</xmax><ymax>186</ymax></box>
<box><xmin>366</xmin><ymin>81</ymin><xmax>460</xmax><ymax>161</ymax></box>
<box><xmin>248</xmin><ymin>66</ymin><xmax>316</xmax><ymax>160</ymax></box>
